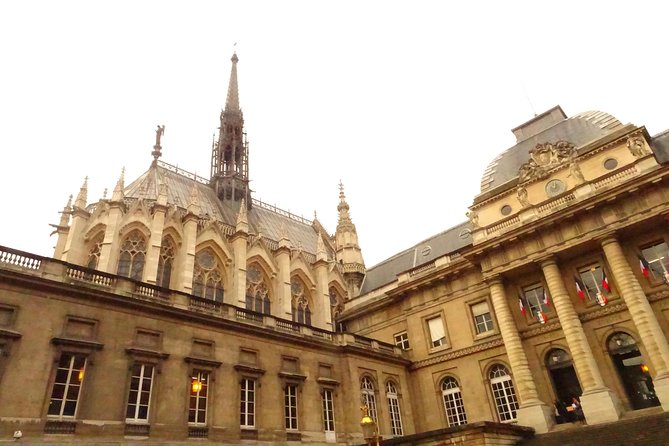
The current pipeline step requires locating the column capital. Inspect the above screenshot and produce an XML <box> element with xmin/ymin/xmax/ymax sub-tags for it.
<box><xmin>536</xmin><ymin>255</ymin><xmax>558</xmax><ymax>269</ymax></box>
<box><xmin>596</xmin><ymin>231</ymin><xmax>619</xmax><ymax>247</ymax></box>
<box><xmin>484</xmin><ymin>274</ymin><xmax>503</xmax><ymax>286</ymax></box>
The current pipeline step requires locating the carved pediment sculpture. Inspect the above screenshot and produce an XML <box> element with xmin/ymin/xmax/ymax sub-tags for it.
<box><xmin>627</xmin><ymin>136</ymin><xmax>650</xmax><ymax>158</ymax></box>
<box><xmin>518</xmin><ymin>141</ymin><xmax>576</xmax><ymax>183</ymax></box>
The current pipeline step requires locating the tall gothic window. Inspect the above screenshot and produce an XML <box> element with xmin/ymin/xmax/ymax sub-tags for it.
<box><xmin>246</xmin><ymin>264</ymin><xmax>270</xmax><ymax>314</ymax></box>
<box><xmin>193</xmin><ymin>248</ymin><xmax>224</xmax><ymax>302</ymax></box>
<box><xmin>86</xmin><ymin>233</ymin><xmax>104</xmax><ymax>270</ymax></box>
<box><xmin>117</xmin><ymin>230</ymin><xmax>147</xmax><ymax>280</ymax></box>
<box><xmin>291</xmin><ymin>278</ymin><xmax>312</xmax><ymax>326</ymax></box>
<box><xmin>157</xmin><ymin>237</ymin><xmax>176</xmax><ymax>289</ymax></box>
<box><xmin>329</xmin><ymin>286</ymin><xmax>344</xmax><ymax>327</ymax></box>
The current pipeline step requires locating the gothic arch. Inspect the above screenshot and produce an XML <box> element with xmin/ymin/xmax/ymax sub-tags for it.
<box><xmin>117</xmin><ymin>229</ymin><xmax>148</xmax><ymax>281</ymax></box>
<box><xmin>84</xmin><ymin>231</ymin><xmax>105</xmax><ymax>270</ymax></box>
<box><xmin>195</xmin><ymin>232</ymin><xmax>232</xmax><ymax>265</ymax></box>
<box><xmin>157</xmin><ymin>235</ymin><xmax>178</xmax><ymax>289</ymax></box>
<box><xmin>118</xmin><ymin>221</ymin><xmax>151</xmax><ymax>241</ymax></box>
<box><xmin>247</xmin><ymin>247</ymin><xmax>278</xmax><ymax>277</ymax></box>
<box><xmin>290</xmin><ymin>256</ymin><xmax>316</xmax><ymax>285</ymax></box>
<box><xmin>84</xmin><ymin>223</ymin><xmax>106</xmax><ymax>242</ymax></box>
<box><xmin>246</xmin><ymin>262</ymin><xmax>272</xmax><ymax>315</ymax></box>
<box><xmin>290</xmin><ymin>274</ymin><xmax>313</xmax><ymax>325</ymax></box>
<box><xmin>192</xmin><ymin>245</ymin><xmax>227</xmax><ymax>302</ymax></box>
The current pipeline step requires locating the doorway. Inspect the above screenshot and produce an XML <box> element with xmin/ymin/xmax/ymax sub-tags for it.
<box><xmin>546</xmin><ymin>348</ymin><xmax>582</xmax><ymax>423</ymax></box>
<box><xmin>607</xmin><ymin>332</ymin><xmax>660</xmax><ymax>410</ymax></box>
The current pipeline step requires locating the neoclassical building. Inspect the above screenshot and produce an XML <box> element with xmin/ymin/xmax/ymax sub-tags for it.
<box><xmin>1</xmin><ymin>53</ymin><xmax>669</xmax><ymax>444</ymax></box>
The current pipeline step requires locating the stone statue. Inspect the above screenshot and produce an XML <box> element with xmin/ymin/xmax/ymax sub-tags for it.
<box><xmin>155</xmin><ymin>125</ymin><xmax>165</xmax><ymax>146</ymax></box>
<box><xmin>627</xmin><ymin>136</ymin><xmax>647</xmax><ymax>157</ymax></box>
<box><xmin>568</xmin><ymin>161</ymin><xmax>585</xmax><ymax>184</ymax></box>
<box><xmin>517</xmin><ymin>186</ymin><xmax>530</xmax><ymax>207</ymax></box>
<box><xmin>466</xmin><ymin>210</ymin><xmax>479</xmax><ymax>228</ymax></box>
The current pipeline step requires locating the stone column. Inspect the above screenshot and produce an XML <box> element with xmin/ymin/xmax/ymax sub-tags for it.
<box><xmin>313</xmin><ymin>258</ymin><xmax>331</xmax><ymax>330</ymax></box>
<box><xmin>144</xmin><ymin>203</ymin><xmax>167</xmax><ymax>284</ymax></box>
<box><xmin>487</xmin><ymin>277</ymin><xmax>553</xmax><ymax>433</ymax></box>
<box><xmin>601</xmin><ymin>235</ymin><xmax>669</xmax><ymax>411</ymax></box>
<box><xmin>231</xmin><ymin>231</ymin><xmax>248</xmax><ymax>307</ymax></box>
<box><xmin>177</xmin><ymin>212</ymin><xmax>198</xmax><ymax>294</ymax></box>
<box><xmin>540</xmin><ymin>258</ymin><xmax>621</xmax><ymax>423</ymax></box>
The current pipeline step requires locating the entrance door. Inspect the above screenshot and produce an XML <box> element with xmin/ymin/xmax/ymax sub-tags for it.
<box><xmin>546</xmin><ymin>348</ymin><xmax>582</xmax><ymax>423</ymax></box>
<box><xmin>608</xmin><ymin>332</ymin><xmax>660</xmax><ymax>410</ymax></box>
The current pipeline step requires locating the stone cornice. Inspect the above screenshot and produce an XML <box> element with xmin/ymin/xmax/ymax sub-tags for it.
<box><xmin>409</xmin><ymin>338</ymin><xmax>504</xmax><ymax>370</ymax></box>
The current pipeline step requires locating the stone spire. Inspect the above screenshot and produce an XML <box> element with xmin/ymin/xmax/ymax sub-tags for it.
<box><xmin>187</xmin><ymin>181</ymin><xmax>201</xmax><ymax>215</ymax></box>
<box><xmin>279</xmin><ymin>222</ymin><xmax>291</xmax><ymax>249</ymax></box>
<box><xmin>334</xmin><ymin>181</ymin><xmax>366</xmax><ymax>297</ymax></box>
<box><xmin>111</xmin><ymin>167</ymin><xmax>125</xmax><ymax>202</ymax></box>
<box><xmin>236</xmin><ymin>198</ymin><xmax>249</xmax><ymax>234</ymax></box>
<box><xmin>317</xmin><ymin>231</ymin><xmax>327</xmax><ymax>262</ymax></box>
<box><xmin>225</xmin><ymin>53</ymin><xmax>241</xmax><ymax>115</ymax></box>
<box><xmin>60</xmin><ymin>195</ymin><xmax>73</xmax><ymax>225</ymax></box>
<box><xmin>74</xmin><ymin>177</ymin><xmax>89</xmax><ymax>209</ymax></box>
<box><xmin>210</xmin><ymin>52</ymin><xmax>251</xmax><ymax>207</ymax></box>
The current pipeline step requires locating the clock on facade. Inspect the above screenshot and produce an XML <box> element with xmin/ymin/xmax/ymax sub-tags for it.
<box><xmin>545</xmin><ymin>179</ymin><xmax>566</xmax><ymax>197</ymax></box>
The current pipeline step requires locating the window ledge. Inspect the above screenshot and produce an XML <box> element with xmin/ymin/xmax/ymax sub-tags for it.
<box><xmin>51</xmin><ymin>337</ymin><xmax>103</xmax><ymax>350</ymax></box>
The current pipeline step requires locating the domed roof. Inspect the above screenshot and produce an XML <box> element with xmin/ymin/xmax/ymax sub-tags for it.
<box><xmin>477</xmin><ymin>107</ymin><xmax>624</xmax><ymax>200</ymax></box>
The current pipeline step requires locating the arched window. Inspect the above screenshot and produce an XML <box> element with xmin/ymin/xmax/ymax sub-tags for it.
<box><xmin>291</xmin><ymin>277</ymin><xmax>311</xmax><ymax>326</ymax></box>
<box><xmin>441</xmin><ymin>377</ymin><xmax>467</xmax><ymax>426</ymax></box>
<box><xmin>361</xmin><ymin>377</ymin><xmax>378</xmax><ymax>422</ymax></box>
<box><xmin>117</xmin><ymin>230</ymin><xmax>147</xmax><ymax>280</ymax></box>
<box><xmin>157</xmin><ymin>237</ymin><xmax>176</xmax><ymax>289</ymax></box>
<box><xmin>386</xmin><ymin>381</ymin><xmax>403</xmax><ymax>436</ymax></box>
<box><xmin>192</xmin><ymin>248</ymin><xmax>224</xmax><ymax>302</ymax></box>
<box><xmin>86</xmin><ymin>233</ymin><xmax>104</xmax><ymax>270</ymax></box>
<box><xmin>329</xmin><ymin>286</ymin><xmax>344</xmax><ymax>328</ymax></box>
<box><xmin>489</xmin><ymin>365</ymin><xmax>518</xmax><ymax>422</ymax></box>
<box><xmin>246</xmin><ymin>264</ymin><xmax>270</xmax><ymax>314</ymax></box>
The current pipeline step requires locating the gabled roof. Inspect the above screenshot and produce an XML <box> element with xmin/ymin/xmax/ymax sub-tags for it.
<box><xmin>123</xmin><ymin>162</ymin><xmax>320</xmax><ymax>256</ymax></box>
<box><xmin>360</xmin><ymin>221</ymin><xmax>473</xmax><ymax>294</ymax></box>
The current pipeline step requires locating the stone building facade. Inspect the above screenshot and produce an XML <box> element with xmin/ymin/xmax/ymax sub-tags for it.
<box><xmin>1</xmin><ymin>53</ymin><xmax>669</xmax><ymax>444</ymax></box>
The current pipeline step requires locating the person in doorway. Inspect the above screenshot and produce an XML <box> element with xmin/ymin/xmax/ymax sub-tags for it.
<box><xmin>571</xmin><ymin>397</ymin><xmax>585</xmax><ymax>421</ymax></box>
<box><xmin>554</xmin><ymin>400</ymin><xmax>569</xmax><ymax>424</ymax></box>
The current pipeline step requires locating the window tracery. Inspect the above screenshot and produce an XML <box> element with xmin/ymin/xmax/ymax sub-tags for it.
<box><xmin>86</xmin><ymin>233</ymin><xmax>104</xmax><ymax>270</ymax></box>
<box><xmin>193</xmin><ymin>248</ymin><xmax>224</xmax><ymax>302</ymax></box>
<box><xmin>157</xmin><ymin>237</ymin><xmax>176</xmax><ymax>289</ymax></box>
<box><xmin>245</xmin><ymin>264</ymin><xmax>270</xmax><ymax>314</ymax></box>
<box><xmin>117</xmin><ymin>230</ymin><xmax>147</xmax><ymax>280</ymax></box>
<box><xmin>291</xmin><ymin>277</ymin><xmax>311</xmax><ymax>325</ymax></box>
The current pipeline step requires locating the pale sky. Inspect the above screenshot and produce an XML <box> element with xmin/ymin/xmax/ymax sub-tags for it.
<box><xmin>1</xmin><ymin>1</ymin><xmax>667</xmax><ymax>267</ymax></box>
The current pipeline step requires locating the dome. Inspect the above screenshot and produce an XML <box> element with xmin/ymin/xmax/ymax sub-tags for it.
<box><xmin>477</xmin><ymin>107</ymin><xmax>624</xmax><ymax>201</ymax></box>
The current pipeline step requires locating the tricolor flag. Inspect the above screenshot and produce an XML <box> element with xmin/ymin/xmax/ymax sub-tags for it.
<box><xmin>575</xmin><ymin>276</ymin><xmax>586</xmax><ymax>300</ymax></box>
<box><xmin>537</xmin><ymin>311</ymin><xmax>548</xmax><ymax>324</ymax></box>
<box><xmin>519</xmin><ymin>297</ymin><xmax>527</xmax><ymax>315</ymax></box>
<box><xmin>601</xmin><ymin>270</ymin><xmax>611</xmax><ymax>293</ymax></box>
<box><xmin>543</xmin><ymin>289</ymin><xmax>551</xmax><ymax>307</ymax></box>
<box><xmin>639</xmin><ymin>256</ymin><xmax>650</xmax><ymax>278</ymax></box>
<box><xmin>596</xmin><ymin>291</ymin><xmax>608</xmax><ymax>307</ymax></box>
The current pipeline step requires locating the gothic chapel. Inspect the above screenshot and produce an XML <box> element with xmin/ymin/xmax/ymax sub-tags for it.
<box><xmin>2</xmin><ymin>52</ymin><xmax>669</xmax><ymax>445</ymax></box>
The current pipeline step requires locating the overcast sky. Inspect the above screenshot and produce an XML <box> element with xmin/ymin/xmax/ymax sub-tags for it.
<box><xmin>1</xmin><ymin>1</ymin><xmax>667</xmax><ymax>267</ymax></box>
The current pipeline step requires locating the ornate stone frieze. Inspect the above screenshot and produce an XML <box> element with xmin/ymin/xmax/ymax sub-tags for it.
<box><xmin>409</xmin><ymin>338</ymin><xmax>504</xmax><ymax>370</ymax></box>
<box><xmin>518</xmin><ymin>141</ymin><xmax>577</xmax><ymax>183</ymax></box>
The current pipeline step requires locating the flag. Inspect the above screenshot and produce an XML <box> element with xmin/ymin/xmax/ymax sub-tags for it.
<box><xmin>575</xmin><ymin>277</ymin><xmax>585</xmax><ymax>300</ymax></box>
<box><xmin>537</xmin><ymin>311</ymin><xmax>548</xmax><ymax>324</ymax></box>
<box><xmin>596</xmin><ymin>291</ymin><xmax>608</xmax><ymax>307</ymax></box>
<box><xmin>601</xmin><ymin>270</ymin><xmax>611</xmax><ymax>292</ymax></box>
<box><xmin>519</xmin><ymin>297</ymin><xmax>526</xmax><ymax>315</ymax></box>
<box><xmin>639</xmin><ymin>256</ymin><xmax>650</xmax><ymax>278</ymax></box>
<box><xmin>543</xmin><ymin>289</ymin><xmax>551</xmax><ymax>307</ymax></box>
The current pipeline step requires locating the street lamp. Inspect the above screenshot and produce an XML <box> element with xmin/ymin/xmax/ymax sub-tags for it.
<box><xmin>360</xmin><ymin>405</ymin><xmax>380</xmax><ymax>446</ymax></box>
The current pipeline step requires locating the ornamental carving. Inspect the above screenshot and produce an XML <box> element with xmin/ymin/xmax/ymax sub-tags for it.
<box><xmin>518</xmin><ymin>141</ymin><xmax>576</xmax><ymax>183</ymax></box>
<box><xmin>626</xmin><ymin>136</ymin><xmax>649</xmax><ymax>158</ymax></box>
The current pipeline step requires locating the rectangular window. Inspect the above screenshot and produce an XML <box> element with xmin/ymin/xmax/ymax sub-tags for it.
<box><xmin>322</xmin><ymin>389</ymin><xmax>335</xmax><ymax>432</ymax></box>
<box><xmin>471</xmin><ymin>302</ymin><xmax>494</xmax><ymax>334</ymax></box>
<box><xmin>48</xmin><ymin>353</ymin><xmax>86</xmax><ymax>418</ymax></box>
<box><xmin>523</xmin><ymin>285</ymin><xmax>548</xmax><ymax>319</ymax></box>
<box><xmin>642</xmin><ymin>242</ymin><xmax>669</xmax><ymax>281</ymax></box>
<box><xmin>393</xmin><ymin>331</ymin><xmax>410</xmax><ymax>350</ymax></box>
<box><xmin>578</xmin><ymin>265</ymin><xmax>605</xmax><ymax>301</ymax></box>
<box><xmin>126</xmin><ymin>364</ymin><xmax>154</xmax><ymax>422</ymax></box>
<box><xmin>427</xmin><ymin>316</ymin><xmax>446</xmax><ymax>348</ymax></box>
<box><xmin>189</xmin><ymin>370</ymin><xmax>209</xmax><ymax>425</ymax></box>
<box><xmin>240</xmin><ymin>378</ymin><xmax>255</xmax><ymax>428</ymax></box>
<box><xmin>284</xmin><ymin>385</ymin><xmax>298</xmax><ymax>430</ymax></box>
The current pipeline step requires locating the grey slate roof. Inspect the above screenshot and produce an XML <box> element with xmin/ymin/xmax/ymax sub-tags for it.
<box><xmin>124</xmin><ymin>163</ymin><xmax>319</xmax><ymax>256</ymax></box>
<box><xmin>651</xmin><ymin>129</ymin><xmax>669</xmax><ymax>164</ymax></box>
<box><xmin>359</xmin><ymin>221</ymin><xmax>473</xmax><ymax>294</ymax></box>
<box><xmin>477</xmin><ymin>111</ymin><xmax>624</xmax><ymax>201</ymax></box>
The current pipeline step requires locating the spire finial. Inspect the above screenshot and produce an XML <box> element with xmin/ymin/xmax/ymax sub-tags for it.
<box><xmin>74</xmin><ymin>176</ymin><xmax>89</xmax><ymax>208</ymax></box>
<box><xmin>112</xmin><ymin>167</ymin><xmax>125</xmax><ymax>201</ymax></box>
<box><xmin>58</xmin><ymin>194</ymin><xmax>73</xmax><ymax>226</ymax></box>
<box><xmin>236</xmin><ymin>198</ymin><xmax>249</xmax><ymax>233</ymax></box>
<box><xmin>337</xmin><ymin>180</ymin><xmax>349</xmax><ymax>213</ymax></box>
<box><xmin>152</xmin><ymin>125</ymin><xmax>165</xmax><ymax>164</ymax></box>
<box><xmin>224</xmin><ymin>49</ymin><xmax>241</xmax><ymax>113</ymax></box>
